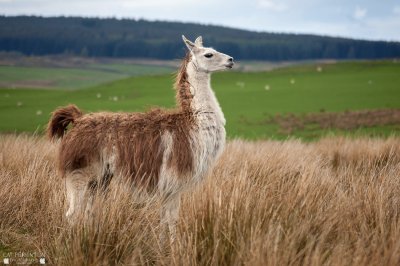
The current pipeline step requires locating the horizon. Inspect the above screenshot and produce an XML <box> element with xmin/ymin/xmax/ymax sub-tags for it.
<box><xmin>1</xmin><ymin>14</ymin><xmax>399</xmax><ymax>44</ymax></box>
<box><xmin>1</xmin><ymin>0</ymin><xmax>399</xmax><ymax>42</ymax></box>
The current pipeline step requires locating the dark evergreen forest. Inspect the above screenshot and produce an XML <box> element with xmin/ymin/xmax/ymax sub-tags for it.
<box><xmin>1</xmin><ymin>16</ymin><xmax>399</xmax><ymax>60</ymax></box>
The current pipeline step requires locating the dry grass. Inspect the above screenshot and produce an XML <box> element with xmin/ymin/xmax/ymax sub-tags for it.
<box><xmin>1</xmin><ymin>134</ymin><xmax>400</xmax><ymax>265</ymax></box>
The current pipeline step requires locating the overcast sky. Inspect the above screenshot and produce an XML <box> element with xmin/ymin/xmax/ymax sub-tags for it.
<box><xmin>1</xmin><ymin>0</ymin><xmax>400</xmax><ymax>41</ymax></box>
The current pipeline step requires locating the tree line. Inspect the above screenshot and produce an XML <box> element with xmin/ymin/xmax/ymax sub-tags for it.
<box><xmin>1</xmin><ymin>16</ymin><xmax>399</xmax><ymax>60</ymax></box>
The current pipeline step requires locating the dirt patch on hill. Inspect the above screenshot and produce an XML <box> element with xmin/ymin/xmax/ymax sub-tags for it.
<box><xmin>0</xmin><ymin>53</ymin><xmax>179</xmax><ymax>69</ymax></box>
<box><xmin>0</xmin><ymin>79</ymin><xmax>57</xmax><ymax>89</ymax></box>
<box><xmin>266</xmin><ymin>109</ymin><xmax>400</xmax><ymax>134</ymax></box>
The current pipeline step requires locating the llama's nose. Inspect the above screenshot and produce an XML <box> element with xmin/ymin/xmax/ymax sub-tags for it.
<box><xmin>228</xmin><ymin>57</ymin><xmax>234</xmax><ymax>62</ymax></box>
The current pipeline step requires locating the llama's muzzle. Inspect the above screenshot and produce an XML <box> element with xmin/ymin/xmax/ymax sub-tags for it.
<box><xmin>225</xmin><ymin>58</ymin><xmax>234</xmax><ymax>68</ymax></box>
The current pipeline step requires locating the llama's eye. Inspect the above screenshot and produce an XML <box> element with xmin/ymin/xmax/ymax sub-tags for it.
<box><xmin>204</xmin><ymin>53</ymin><xmax>213</xmax><ymax>58</ymax></box>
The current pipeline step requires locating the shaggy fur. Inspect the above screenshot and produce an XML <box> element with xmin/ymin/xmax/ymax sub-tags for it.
<box><xmin>48</xmin><ymin>36</ymin><xmax>234</xmax><ymax>240</ymax></box>
<box><xmin>48</xmin><ymin>54</ymin><xmax>196</xmax><ymax>191</ymax></box>
<box><xmin>47</xmin><ymin>105</ymin><xmax>82</xmax><ymax>139</ymax></box>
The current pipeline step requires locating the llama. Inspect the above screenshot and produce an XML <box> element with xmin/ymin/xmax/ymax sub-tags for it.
<box><xmin>47</xmin><ymin>35</ymin><xmax>234</xmax><ymax>239</ymax></box>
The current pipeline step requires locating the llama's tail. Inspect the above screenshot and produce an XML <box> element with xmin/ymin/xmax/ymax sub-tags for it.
<box><xmin>47</xmin><ymin>104</ymin><xmax>83</xmax><ymax>139</ymax></box>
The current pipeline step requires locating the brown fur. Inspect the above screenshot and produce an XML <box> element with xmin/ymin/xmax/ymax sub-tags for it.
<box><xmin>47</xmin><ymin>104</ymin><xmax>82</xmax><ymax>139</ymax></box>
<box><xmin>49</xmin><ymin>54</ymin><xmax>195</xmax><ymax>190</ymax></box>
<box><xmin>175</xmin><ymin>52</ymin><xmax>193</xmax><ymax>112</ymax></box>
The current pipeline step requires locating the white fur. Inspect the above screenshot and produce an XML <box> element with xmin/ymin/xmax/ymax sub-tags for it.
<box><xmin>156</xmin><ymin>37</ymin><xmax>231</xmax><ymax>242</ymax></box>
<box><xmin>187</xmin><ymin>61</ymin><xmax>226</xmax><ymax>182</ymax></box>
<box><xmin>65</xmin><ymin>36</ymin><xmax>233</xmax><ymax>244</ymax></box>
<box><xmin>65</xmin><ymin>169</ymin><xmax>91</xmax><ymax>221</ymax></box>
<box><xmin>157</xmin><ymin>41</ymin><xmax>229</xmax><ymax>193</ymax></box>
<box><xmin>158</xmin><ymin>130</ymin><xmax>180</xmax><ymax>196</ymax></box>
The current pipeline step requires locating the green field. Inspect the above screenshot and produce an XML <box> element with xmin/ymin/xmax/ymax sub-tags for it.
<box><xmin>0</xmin><ymin>63</ymin><xmax>174</xmax><ymax>89</ymax></box>
<box><xmin>0</xmin><ymin>60</ymin><xmax>399</xmax><ymax>139</ymax></box>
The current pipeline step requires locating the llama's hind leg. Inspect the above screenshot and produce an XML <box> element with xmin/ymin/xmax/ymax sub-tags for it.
<box><xmin>65</xmin><ymin>170</ymin><xmax>89</xmax><ymax>222</ymax></box>
<box><xmin>160</xmin><ymin>194</ymin><xmax>181</xmax><ymax>244</ymax></box>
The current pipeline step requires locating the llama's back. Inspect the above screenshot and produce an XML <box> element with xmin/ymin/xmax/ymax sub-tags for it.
<box><xmin>57</xmin><ymin>109</ymin><xmax>195</xmax><ymax>190</ymax></box>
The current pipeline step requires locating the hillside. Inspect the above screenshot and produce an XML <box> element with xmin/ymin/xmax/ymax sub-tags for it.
<box><xmin>0</xmin><ymin>60</ymin><xmax>399</xmax><ymax>139</ymax></box>
<box><xmin>1</xmin><ymin>16</ymin><xmax>400</xmax><ymax>60</ymax></box>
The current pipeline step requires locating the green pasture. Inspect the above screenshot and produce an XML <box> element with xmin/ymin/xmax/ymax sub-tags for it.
<box><xmin>0</xmin><ymin>60</ymin><xmax>399</xmax><ymax>139</ymax></box>
<box><xmin>0</xmin><ymin>63</ymin><xmax>174</xmax><ymax>90</ymax></box>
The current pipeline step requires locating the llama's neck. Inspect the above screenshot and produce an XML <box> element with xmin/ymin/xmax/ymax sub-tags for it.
<box><xmin>186</xmin><ymin>61</ymin><xmax>226</xmax><ymax>125</ymax></box>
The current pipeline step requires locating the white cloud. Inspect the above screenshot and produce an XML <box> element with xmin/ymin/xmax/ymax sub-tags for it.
<box><xmin>1</xmin><ymin>0</ymin><xmax>399</xmax><ymax>41</ymax></box>
<box><xmin>118</xmin><ymin>0</ymin><xmax>200</xmax><ymax>9</ymax></box>
<box><xmin>363</xmin><ymin>16</ymin><xmax>400</xmax><ymax>41</ymax></box>
<box><xmin>393</xmin><ymin>6</ymin><xmax>400</xmax><ymax>15</ymax></box>
<box><xmin>258</xmin><ymin>0</ymin><xmax>287</xmax><ymax>12</ymax></box>
<box><xmin>353</xmin><ymin>6</ymin><xmax>367</xmax><ymax>20</ymax></box>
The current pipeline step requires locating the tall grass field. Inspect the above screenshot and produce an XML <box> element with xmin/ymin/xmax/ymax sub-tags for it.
<box><xmin>1</xmin><ymin>135</ymin><xmax>400</xmax><ymax>265</ymax></box>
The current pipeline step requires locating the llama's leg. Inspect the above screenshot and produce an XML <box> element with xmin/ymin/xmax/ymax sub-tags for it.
<box><xmin>65</xmin><ymin>170</ymin><xmax>89</xmax><ymax>222</ymax></box>
<box><xmin>160</xmin><ymin>194</ymin><xmax>181</xmax><ymax>244</ymax></box>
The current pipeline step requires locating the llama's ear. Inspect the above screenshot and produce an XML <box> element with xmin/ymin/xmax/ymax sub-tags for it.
<box><xmin>182</xmin><ymin>35</ymin><xmax>195</xmax><ymax>51</ymax></box>
<box><xmin>194</xmin><ymin>36</ymin><xmax>203</xmax><ymax>47</ymax></box>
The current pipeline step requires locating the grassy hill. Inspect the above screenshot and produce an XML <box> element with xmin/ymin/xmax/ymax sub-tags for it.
<box><xmin>0</xmin><ymin>60</ymin><xmax>399</xmax><ymax>139</ymax></box>
<box><xmin>0</xmin><ymin>59</ymin><xmax>175</xmax><ymax>90</ymax></box>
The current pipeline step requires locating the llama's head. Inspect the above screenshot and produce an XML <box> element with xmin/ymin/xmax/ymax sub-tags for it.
<box><xmin>182</xmin><ymin>35</ymin><xmax>234</xmax><ymax>73</ymax></box>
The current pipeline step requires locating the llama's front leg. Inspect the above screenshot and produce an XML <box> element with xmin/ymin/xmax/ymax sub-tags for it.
<box><xmin>160</xmin><ymin>194</ymin><xmax>181</xmax><ymax>244</ymax></box>
<box><xmin>65</xmin><ymin>170</ymin><xmax>88</xmax><ymax>223</ymax></box>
